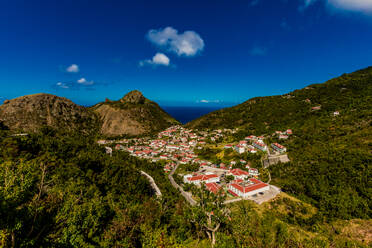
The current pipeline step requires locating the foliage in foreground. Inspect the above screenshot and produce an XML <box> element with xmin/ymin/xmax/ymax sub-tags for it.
<box><xmin>0</xmin><ymin>127</ymin><xmax>370</xmax><ymax>247</ymax></box>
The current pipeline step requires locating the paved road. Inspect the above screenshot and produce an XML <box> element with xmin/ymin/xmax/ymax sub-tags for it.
<box><xmin>141</xmin><ymin>171</ymin><xmax>162</xmax><ymax>198</ymax></box>
<box><xmin>168</xmin><ymin>164</ymin><xmax>197</xmax><ymax>206</ymax></box>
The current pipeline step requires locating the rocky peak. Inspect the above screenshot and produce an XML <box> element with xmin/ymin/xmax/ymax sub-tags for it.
<box><xmin>0</xmin><ymin>93</ymin><xmax>98</xmax><ymax>133</ymax></box>
<box><xmin>120</xmin><ymin>90</ymin><xmax>146</xmax><ymax>104</ymax></box>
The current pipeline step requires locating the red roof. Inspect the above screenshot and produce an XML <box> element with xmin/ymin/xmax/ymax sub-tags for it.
<box><xmin>205</xmin><ymin>183</ymin><xmax>221</xmax><ymax>194</ymax></box>
<box><xmin>253</xmin><ymin>141</ymin><xmax>266</xmax><ymax>147</ymax></box>
<box><xmin>230</xmin><ymin>179</ymin><xmax>268</xmax><ymax>194</ymax></box>
<box><xmin>272</xmin><ymin>143</ymin><xmax>285</xmax><ymax>149</ymax></box>
<box><xmin>230</xmin><ymin>168</ymin><xmax>249</xmax><ymax>176</ymax></box>
<box><xmin>228</xmin><ymin>189</ymin><xmax>239</xmax><ymax>197</ymax></box>
<box><xmin>232</xmin><ymin>179</ymin><xmax>244</xmax><ymax>184</ymax></box>
<box><xmin>188</xmin><ymin>174</ymin><xmax>219</xmax><ymax>182</ymax></box>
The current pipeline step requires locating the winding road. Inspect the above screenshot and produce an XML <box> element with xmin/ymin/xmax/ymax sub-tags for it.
<box><xmin>168</xmin><ymin>164</ymin><xmax>197</xmax><ymax>206</ymax></box>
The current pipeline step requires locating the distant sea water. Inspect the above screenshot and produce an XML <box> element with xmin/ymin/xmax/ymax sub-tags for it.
<box><xmin>162</xmin><ymin>106</ymin><xmax>223</xmax><ymax>124</ymax></box>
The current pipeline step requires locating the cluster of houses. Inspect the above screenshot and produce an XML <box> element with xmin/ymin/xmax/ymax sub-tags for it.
<box><xmin>97</xmin><ymin>125</ymin><xmax>285</xmax><ymax>200</ymax></box>
<box><xmin>98</xmin><ymin>126</ymin><xmax>238</xmax><ymax>172</ymax></box>
<box><xmin>225</xmin><ymin>135</ymin><xmax>267</xmax><ymax>154</ymax></box>
<box><xmin>227</xmin><ymin>133</ymin><xmax>289</xmax><ymax>154</ymax></box>
<box><xmin>273</xmin><ymin>129</ymin><xmax>293</xmax><ymax>140</ymax></box>
<box><xmin>183</xmin><ymin>168</ymin><xmax>269</xmax><ymax>198</ymax></box>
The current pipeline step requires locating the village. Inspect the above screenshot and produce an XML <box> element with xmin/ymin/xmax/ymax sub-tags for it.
<box><xmin>98</xmin><ymin>125</ymin><xmax>293</xmax><ymax>204</ymax></box>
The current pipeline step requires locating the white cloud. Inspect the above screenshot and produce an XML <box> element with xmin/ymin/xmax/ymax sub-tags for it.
<box><xmin>328</xmin><ymin>0</ymin><xmax>372</xmax><ymax>12</ymax></box>
<box><xmin>147</xmin><ymin>27</ymin><xmax>205</xmax><ymax>57</ymax></box>
<box><xmin>66</xmin><ymin>64</ymin><xmax>79</xmax><ymax>73</ymax></box>
<box><xmin>56</xmin><ymin>82</ymin><xmax>69</xmax><ymax>89</ymax></box>
<box><xmin>139</xmin><ymin>53</ymin><xmax>170</xmax><ymax>67</ymax></box>
<box><xmin>197</xmin><ymin>99</ymin><xmax>221</xmax><ymax>103</ymax></box>
<box><xmin>152</xmin><ymin>53</ymin><xmax>170</xmax><ymax>65</ymax></box>
<box><xmin>250</xmin><ymin>46</ymin><xmax>267</xmax><ymax>56</ymax></box>
<box><xmin>77</xmin><ymin>77</ymin><xmax>94</xmax><ymax>85</ymax></box>
<box><xmin>301</xmin><ymin>0</ymin><xmax>372</xmax><ymax>13</ymax></box>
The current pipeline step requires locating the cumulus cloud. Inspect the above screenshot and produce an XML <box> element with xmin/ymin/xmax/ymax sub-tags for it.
<box><xmin>139</xmin><ymin>53</ymin><xmax>170</xmax><ymax>67</ymax></box>
<box><xmin>147</xmin><ymin>27</ymin><xmax>205</xmax><ymax>57</ymax></box>
<box><xmin>66</xmin><ymin>64</ymin><xmax>79</xmax><ymax>73</ymax></box>
<box><xmin>301</xmin><ymin>0</ymin><xmax>372</xmax><ymax>13</ymax></box>
<box><xmin>250</xmin><ymin>46</ymin><xmax>267</xmax><ymax>56</ymax></box>
<box><xmin>77</xmin><ymin>77</ymin><xmax>94</xmax><ymax>85</ymax></box>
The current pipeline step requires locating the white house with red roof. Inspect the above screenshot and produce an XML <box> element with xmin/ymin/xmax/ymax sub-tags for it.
<box><xmin>271</xmin><ymin>143</ymin><xmax>287</xmax><ymax>153</ymax></box>
<box><xmin>159</xmin><ymin>155</ymin><xmax>168</xmax><ymax>160</ymax></box>
<box><xmin>228</xmin><ymin>168</ymin><xmax>250</xmax><ymax>180</ymax></box>
<box><xmin>235</xmin><ymin>145</ymin><xmax>245</xmax><ymax>154</ymax></box>
<box><xmin>248</xmin><ymin>168</ymin><xmax>259</xmax><ymax>176</ymax></box>
<box><xmin>279</xmin><ymin>134</ymin><xmax>289</xmax><ymax>140</ymax></box>
<box><xmin>252</xmin><ymin>141</ymin><xmax>267</xmax><ymax>151</ymax></box>
<box><xmin>245</xmin><ymin>135</ymin><xmax>256</xmax><ymax>141</ymax></box>
<box><xmin>183</xmin><ymin>173</ymin><xmax>220</xmax><ymax>185</ymax></box>
<box><xmin>228</xmin><ymin>178</ymin><xmax>270</xmax><ymax>198</ymax></box>
<box><xmin>286</xmin><ymin>129</ymin><xmax>293</xmax><ymax>135</ymax></box>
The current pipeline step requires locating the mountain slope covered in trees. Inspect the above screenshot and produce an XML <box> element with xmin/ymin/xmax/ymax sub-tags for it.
<box><xmin>187</xmin><ymin>67</ymin><xmax>372</xmax><ymax>220</ymax></box>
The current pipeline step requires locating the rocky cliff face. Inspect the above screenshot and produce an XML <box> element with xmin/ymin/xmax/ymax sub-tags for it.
<box><xmin>0</xmin><ymin>93</ymin><xmax>98</xmax><ymax>133</ymax></box>
<box><xmin>93</xmin><ymin>90</ymin><xmax>179</xmax><ymax>137</ymax></box>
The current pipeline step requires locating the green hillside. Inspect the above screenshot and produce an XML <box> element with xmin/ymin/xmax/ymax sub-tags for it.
<box><xmin>1</xmin><ymin>125</ymin><xmax>369</xmax><ymax>247</ymax></box>
<box><xmin>187</xmin><ymin>67</ymin><xmax>372</xmax><ymax>220</ymax></box>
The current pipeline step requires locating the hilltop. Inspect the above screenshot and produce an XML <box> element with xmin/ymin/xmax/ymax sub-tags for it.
<box><xmin>187</xmin><ymin>67</ymin><xmax>372</xmax><ymax>219</ymax></box>
<box><xmin>0</xmin><ymin>91</ymin><xmax>179</xmax><ymax>137</ymax></box>
<box><xmin>0</xmin><ymin>93</ymin><xmax>98</xmax><ymax>134</ymax></box>
<box><xmin>92</xmin><ymin>90</ymin><xmax>179</xmax><ymax>137</ymax></box>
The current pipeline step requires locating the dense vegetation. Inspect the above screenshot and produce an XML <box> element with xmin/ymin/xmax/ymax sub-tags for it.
<box><xmin>0</xmin><ymin>127</ymin><xmax>370</xmax><ymax>246</ymax></box>
<box><xmin>187</xmin><ymin>67</ymin><xmax>372</xmax><ymax>220</ymax></box>
<box><xmin>0</xmin><ymin>127</ymin><xmax>186</xmax><ymax>247</ymax></box>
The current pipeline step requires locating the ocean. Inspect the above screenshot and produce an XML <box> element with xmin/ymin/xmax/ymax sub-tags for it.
<box><xmin>162</xmin><ymin>106</ymin><xmax>223</xmax><ymax>124</ymax></box>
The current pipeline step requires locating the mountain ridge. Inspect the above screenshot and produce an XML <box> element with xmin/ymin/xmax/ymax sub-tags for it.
<box><xmin>0</xmin><ymin>90</ymin><xmax>179</xmax><ymax>137</ymax></box>
<box><xmin>0</xmin><ymin>93</ymin><xmax>99</xmax><ymax>134</ymax></box>
<box><xmin>91</xmin><ymin>90</ymin><xmax>180</xmax><ymax>137</ymax></box>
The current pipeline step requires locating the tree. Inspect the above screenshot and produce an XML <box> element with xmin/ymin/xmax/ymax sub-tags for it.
<box><xmin>187</xmin><ymin>184</ymin><xmax>228</xmax><ymax>247</ymax></box>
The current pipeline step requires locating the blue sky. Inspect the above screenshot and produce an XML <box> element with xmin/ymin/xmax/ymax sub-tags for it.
<box><xmin>1</xmin><ymin>0</ymin><xmax>372</xmax><ymax>106</ymax></box>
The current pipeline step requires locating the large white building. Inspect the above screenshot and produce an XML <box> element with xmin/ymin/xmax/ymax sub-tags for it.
<box><xmin>228</xmin><ymin>178</ymin><xmax>270</xmax><ymax>198</ymax></box>
<box><xmin>228</xmin><ymin>168</ymin><xmax>250</xmax><ymax>180</ymax></box>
